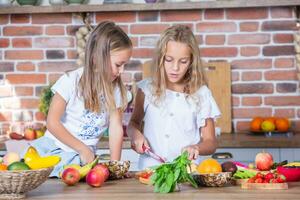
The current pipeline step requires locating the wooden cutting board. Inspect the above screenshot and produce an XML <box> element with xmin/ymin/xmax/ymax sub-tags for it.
<box><xmin>242</xmin><ymin>182</ymin><xmax>289</xmax><ymax>190</ymax></box>
<box><xmin>142</xmin><ymin>61</ymin><xmax>232</xmax><ymax>133</ymax></box>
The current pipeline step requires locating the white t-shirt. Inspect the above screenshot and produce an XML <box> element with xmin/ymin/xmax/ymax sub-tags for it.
<box><xmin>44</xmin><ymin>67</ymin><xmax>123</xmax><ymax>152</ymax></box>
<box><xmin>137</xmin><ymin>78</ymin><xmax>221</xmax><ymax>170</ymax></box>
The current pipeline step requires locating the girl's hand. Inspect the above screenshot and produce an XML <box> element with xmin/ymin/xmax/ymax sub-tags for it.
<box><xmin>130</xmin><ymin>133</ymin><xmax>150</xmax><ymax>154</ymax></box>
<box><xmin>182</xmin><ymin>145</ymin><xmax>200</xmax><ymax>160</ymax></box>
<box><xmin>78</xmin><ymin>146</ymin><xmax>95</xmax><ymax>165</ymax></box>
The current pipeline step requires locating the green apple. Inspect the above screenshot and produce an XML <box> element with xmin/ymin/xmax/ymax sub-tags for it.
<box><xmin>35</xmin><ymin>129</ymin><xmax>45</xmax><ymax>139</ymax></box>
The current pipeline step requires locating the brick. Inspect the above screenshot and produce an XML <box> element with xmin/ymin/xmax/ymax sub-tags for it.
<box><xmin>240</xmin><ymin>22</ymin><xmax>259</xmax><ymax>32</ymax></box>
<box><xmin>0</xmin><ymin>15</ymin><xmax>9</xmax><ymax>24</ymax></box>
<box><xmin>196</xmin><ymin>22</ymin><xmax>236</xmax><ymax>33</ymax></box>
<box><xmin>96</xmin><ymin>12</ymin><xmax>136</xmax><ymax>23</ymax></box>
<box><xmin>15</xmin><ymin>86</ymin><xmax>34</xmax><ymax>96</ymax></box>
<box><xmin>6</xmin><ymin>74</ymin><xmax>46</xmax><ymax>84</ymax></box>
<box><xmin>227</xmin><ymin>8</ymin><xmax>268</xmax><ymax>19</ymax></box>
<box><xmin>121</xmin><ymin>72</ymin><xmax>132</xmax><ymax>83</ymax></box>
<box><xmin>67</xmin><ymin>50</ymin><xmax>78</xmax><ymax>59</ymax></box>
<box><xmin>0</xmin><ymin>86</ymin><xmax>13</xmax><ymax>97</ymax></box>
<box><xmin>232</xmin><ymin>96</ymin><xmax>240</xmax><ymax>106</ymax></box>
<box><xmin>240</xmin><ymin>47</ymin><xmax>260</xmax><ymax>57</ymax></box>
<box><xmin>236</xmin><ymin>121</ymin><xmax>251</xmax><ymax>131</ymax></box>
<box><xmin>132</xmin><ymin>48</ymin><xmax>154</xmax><ymax>58</ymax></box>
<box><xmin>232</xmin><ymin>59</ymin><xmax>272</xmax><ymax>70</ymax></box>
<box><xmin>11</xmin><ymin>14</ymin><xmax>30</xmax><ymax>23</ymax></box>
<box><xmin>0</xmin><ymin>39</ymin><xmax>9</xmax><ymax>48</ymax></box>
<box><xmin>3</xmin><ymin>26</ymin><xmax>42</xmax><ymax>36</ymax></box>
<box><xmin>0</xmin><ymin>62</ymin><xmax>14</xmax><ymax>72</ymax></box>
<box><xmin>46</xmin><ymin>26</ymin><xmax>65</xmax><ymax>35</ymax></box>
<box><xmin>34</xmin><ymin>37</ymin><xmax>74</xmax><ymax>48</ymax></box>
<box><xmin>48</xmin><ymin>73</ymin><xmax>63</xmax><ymax>83</ymax></box>
<box><xmin>35</xmin><ymin>112</ymin><xmax>46</xmax><ymax>121</ymax></box>
<box><xmin>140</xmin><ymin>36</ymin><xmax>158</xmax><ymax>47</ymax></box>
<box><xmin>294</xmin><ymin>120</ymin><xmax>300</xmax><ymax>131</ymax></box>
<box><xmin>138</xmin><ymin>11</ymin><xmax>158</xmax><ymax>21</ymax></box>
<box><xmin>201</xmin><ymin>47</ymin><xmax>238</xmax><ymax>57</ymax></box>
<box><xmin>32</xmin><ymin>13</ymin><xmax>72</xmax><ymax>24</ymax></box>
<box><xmin>5</xmin><ymin>50</ymin><xmax>43</xmax><ymax>60</ymax></box>
<box><xmin>273</xmin><ymin>34</ymin><xmax>293</xmax><ymax>43</ymax></box>
<box><xmin>228</xmin><ymin>34</ymin><xmax>270</xmax><ymax>45</ymax></box>
<box><xmin>241</xmin><ymin>71</ymin><xmax>262</xmax><ymax>81</ymax></box>
<box><xmin>38</xmin><ymin>61</ymin><xmax>77</xmax><ymax>72</ymax></box>
<box><xmin>134</xmin><ymin>72</ymin><xmax>143</xmax><ymax>82</ymax></box>
<box><xmin>262</xmin><ymin>21</ymin><xmax>296</xmax><ymax>31</ymax></box>
<box><xmin>242</xmin><ymin>97</ymin><xmax>262</xmax><ymax>106</ymax></box>
<box><xmin>274</xmin><ymin>108</ymin><xmax>295</xmax><ymax>118</ymax></box>
<box><xmin>265</xmin><ymin>70</ymin><xmax>297</xmax><ymax>80</ymax></box>
<box><xmin>0</xmin><ymin>111</ymin><xmax>12</xmax><ymax>121</ymax></box>
<box><xmin>205</xmin><ymin>35</ymin><xmax>225</xmax><ymax>45</ymax></box>
<box><xmin>204</xmin><ymin>9</ymin><xmax>224</xmax><ymax>20</ymax></box>
<box><xmin>265</xmin><ymin>96</ymin><xmax>300</xmax><ymax>106</ymax></box>
<box><xmin>66</xmin><ymin>25</ymin><xmax>81</xmax><ymax>36</ymax></box>
<box><xmin>274</xmin><ymin>58</ymin><xmax>295</xmax><ymax>68</ymax></box>
<box><xmin>46</xmin><ymin>50</ymin><xmax>65</xmax><ymax>59</ymax></box>
<box><xmin>12</xmin><ymin>38</ymin><xmax>32</xmax><ymax>48</ymax></box>
<box><xmin>231</xmin><ymin>71</ymin><xmax>239</xmax><ymax>81</ymax></box>
<box><xmin>124</xmin><ymin>60</ymin><xmax>142</xmax><ymax>71</ymax></box>
<box><xmin>130</xmin><ymin>24</ymin><xmax>169</xmax><ymax>34</ymax></box>
<box><xmin>13</xmin><ymin>111</ymin><xmax>33</xmax><ymax>122</ymax></box>
<box><xmin>232</xmin><ymin>83</ymin><xmax>273</xmax><ymax>94</ymax></box>
<box><xmin>16</xmin><ymin>62</ymin><xmax>35</xmax><ymax>71</ymax></box>
<box><xmin>20</xmin><ymin>99</ymin><xmax>40</xmax><ymax>109</ymax></box>
<box><xmin>298</xmin><ymin>109</ymin><xmax>300</xmax><ymax>118</ymax></box>
<box><xmin>271</xmin><ymin>7</ymin><xmax>293</xmax><ymax>18</ymax></box>
<box><xmin>263</xmin><ymin>45</ymin><xmax>295</xmax><ymax>56</ymax></box>
<box><xmin>161</xmin><ymin>10</ymin><xmax>201</xmax><ymax>21</ymax></box>
<box><xmin>233</xmin><ymin>108</ymin><xmax>272</xmax><ymax>118</ymax></box>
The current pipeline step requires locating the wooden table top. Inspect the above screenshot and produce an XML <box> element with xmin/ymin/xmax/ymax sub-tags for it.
<box><xmin>26</xmin><ymin>178</ymin><xmax>300</xmax><ymax>200</ymax></box>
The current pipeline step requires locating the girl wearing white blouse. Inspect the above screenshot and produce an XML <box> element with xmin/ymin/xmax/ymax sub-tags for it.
<box><xmin>127</xmin><ymin>25</ymin><xmax>221</xmax><ymax>170</ymax></box>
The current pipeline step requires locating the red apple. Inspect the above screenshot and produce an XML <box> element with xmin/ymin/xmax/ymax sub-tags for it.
<box><xmin>61</xmin><ymin>168</ymin><xmax>81</xmax><ymax>186</ymax></box>
<box><xmin>255</xmin><ymin>151</ymin><xmax>274</xmax><ymax>171</ymax></box>
<box><xmin>86</xmin><ymin>169</ymin><xmax>105</xmax><ymax>187</ymax></box>
<box><xmin>93</xmin><ymin>164</ymin><xmax>110</xmax><ymax>181</ymax></box>
<box><xmin>24</xmin><ymin>128</ymin><xmax>37</xmax><ymax>140</ymax></box>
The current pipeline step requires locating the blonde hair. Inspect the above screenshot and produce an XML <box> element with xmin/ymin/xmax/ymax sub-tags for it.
<box><xmin>152</xmin><ymin>24</ymin><xmax>206</xmax><ymax>102</ymax></box>
<box><xmin>79</xmin><ymin>21</ymin><xmax>132</xmax><ymax>113</ymax></box>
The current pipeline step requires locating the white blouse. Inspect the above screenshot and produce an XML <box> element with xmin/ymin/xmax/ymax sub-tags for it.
<box><xmin>137</xmin><ymin>78</ymin><xmax>221</xmax><ymax>170</ymax></box>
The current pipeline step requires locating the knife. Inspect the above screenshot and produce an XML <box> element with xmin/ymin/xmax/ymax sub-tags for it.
<box><xmin>142</xmin><ymin>144</ymin><xmax>166</xmax><ymax>163</ymax></box>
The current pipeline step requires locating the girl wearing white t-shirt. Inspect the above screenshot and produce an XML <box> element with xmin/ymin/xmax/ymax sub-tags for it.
<box><xmin>30</xmin><ymin>21</ymin><xmax>132</xmax><ymax>177</ymax></box>
<box><xmin>128</xmin><ymin>25</ymin><xmax>221</xmax><ymax>170</ymax></box>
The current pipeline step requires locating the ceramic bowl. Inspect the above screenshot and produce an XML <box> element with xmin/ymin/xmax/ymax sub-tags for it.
<box><xmin>192</xmin><ymin>172</ymin><xmax>232</xmax><ymax>187</ymax></box>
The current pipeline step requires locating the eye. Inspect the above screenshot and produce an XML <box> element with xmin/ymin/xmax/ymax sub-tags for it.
<box><xmin>116</xmin><ymin>64</ymin><xmax>122</xmax><ymax>68</ymax></box>
<box><xmin>165</xmin><ymin>57</ymin><xmax>172</xmax><ymax>62</ymax></box>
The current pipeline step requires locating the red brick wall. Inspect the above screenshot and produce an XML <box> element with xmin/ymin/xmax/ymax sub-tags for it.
<box><xmin>0</xmin><ymin>7</ymin><xmax>299</xmax><ymax>133</ymax></box>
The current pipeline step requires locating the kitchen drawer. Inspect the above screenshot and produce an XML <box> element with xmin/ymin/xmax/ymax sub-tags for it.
<box><xmin>280</xmin><ymin>148</ymin><xmax>300</xmax><ymax>162</ymax></box>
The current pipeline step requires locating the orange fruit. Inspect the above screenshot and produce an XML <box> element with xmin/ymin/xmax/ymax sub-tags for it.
<box><xmin>250</xmin><ymin>117</ymin><xmax>264</xmax><ymax>131</ymax></box>
<box><xmin>197</xmin><ymin>158</ymin><xmax>222</xmax><ymax>174</ymax></box>
<box><xmin>275</xmin><ymin>118</ymin><xmax>289</xmax><ymax>132</ymax></box>
<box><xmin>0</xmin><ymin>164</ymin><xmax>7</xmax><ymax>171</ymax></box>
<box><xmin>261</xmin><ymin>120</ymin><xmax>276</xmax><ymax>132</ymax></box>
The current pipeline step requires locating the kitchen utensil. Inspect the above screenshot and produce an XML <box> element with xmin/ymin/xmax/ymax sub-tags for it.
<box><xmin>142</xmin><ymin>144</ymin><xmax>166</xmax><ymax>163</ymax></box>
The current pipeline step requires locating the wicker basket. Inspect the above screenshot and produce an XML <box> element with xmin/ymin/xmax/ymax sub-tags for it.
<box><xmin>0</xmin><ymin>167</ymin><xmax>53</xmax><ymax>199</ymax></box>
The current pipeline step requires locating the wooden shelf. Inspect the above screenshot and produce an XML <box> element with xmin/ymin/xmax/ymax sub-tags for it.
<box><xmin>0</xmin><ymin>0</ymin><xmax>300</xmax><ymax>14</ymax></box>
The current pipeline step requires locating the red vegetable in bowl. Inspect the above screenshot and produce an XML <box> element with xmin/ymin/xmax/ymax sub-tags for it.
<box><xmin>276</xmin><ymin>166</ymin><xmax>300</xmax><ymax>182</ymax></box>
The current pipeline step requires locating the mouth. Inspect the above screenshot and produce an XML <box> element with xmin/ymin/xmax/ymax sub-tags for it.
<box><xmin>169</xmin><ymin>73</ymin><xmax>179</xmax><ymax>79</ymax></box>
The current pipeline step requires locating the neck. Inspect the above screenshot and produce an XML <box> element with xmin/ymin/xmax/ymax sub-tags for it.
<box><xmin>166</xmin><ymin>82</ymin><xmax>185</xmax><ymax>93</ymax></box>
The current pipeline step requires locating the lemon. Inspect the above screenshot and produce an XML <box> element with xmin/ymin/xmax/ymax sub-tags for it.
<box><xmin>261</xmin><ymin>120</ymin><xmax>275</xmax><ymax>132</ymax></box>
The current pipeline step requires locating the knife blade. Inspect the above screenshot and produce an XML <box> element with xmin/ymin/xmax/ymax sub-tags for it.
<box><xmin>142</xmin><ymin>144</ymin><xmax>166</xmax><ymax>163</ymax></box>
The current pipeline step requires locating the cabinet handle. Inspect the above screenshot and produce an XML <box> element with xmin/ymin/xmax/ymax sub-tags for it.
<box><xmin>212</xmin><ymin>152</ymin><xmax>233</xmax><ymax>159</ymax></box>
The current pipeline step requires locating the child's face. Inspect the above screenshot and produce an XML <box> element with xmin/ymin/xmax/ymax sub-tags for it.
<box><xmin>110</xmin><ymin>48</ymin><xmax>132</xmax><ymax>81</ymax></box>
<box><xmin>164</xmin><ymin>41</ymin><xmax>191</xmax><ymax>85</ymax></box>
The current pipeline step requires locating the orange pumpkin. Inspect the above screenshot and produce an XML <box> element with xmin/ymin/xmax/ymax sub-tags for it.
<box><xmin>275</xmin><ymin>118</ymin><xmax>289</xmax><ymax>132</ymax></box>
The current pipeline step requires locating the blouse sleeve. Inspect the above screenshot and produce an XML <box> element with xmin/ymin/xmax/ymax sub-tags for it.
<box><xmin>51</xmin><ymin>73</ymin><xmax>74</xmax><ymax>103</ymax></box>
<box><xmin>196</xmin><ymin>86</ymin><xmax>221</xmax><ymax>129</ymax></box>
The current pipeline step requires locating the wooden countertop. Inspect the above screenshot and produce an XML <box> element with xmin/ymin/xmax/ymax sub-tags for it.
<box><xmin>0</xmin><ymin>0</ymin><xmax>299</xmax><ymax>14</ymax></box>
<box><xmin>25</xmin><ymin>178</ymin><xmax>300</xmax><ymax>200</ymax></box>
<box><xmin>1</xmin><ymin>132</ymin><xmax>300</xmax><ymax>151</ymax></box>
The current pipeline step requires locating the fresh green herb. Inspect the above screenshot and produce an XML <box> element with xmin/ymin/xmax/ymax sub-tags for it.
<box><xmin>150</xmin><ymin>151</ymin><xmax>198</xmax><ymax>193</ymax></box>
<box><xmin>39</xmin><ymin>84</ymin><xmax>54</xmax><ymax>116</ymax></box>
<box><xmin>271</xmin><ymin>160</ymin><xmax>288</xmax><ymax>169</ymax></box>
<box><xmin>233</xmin><ymin>169</ymin><xmax>256</xmax><ymax>179</ymax></box>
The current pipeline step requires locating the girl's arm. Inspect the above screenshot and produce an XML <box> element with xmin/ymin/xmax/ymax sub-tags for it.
<box><xmin>183</xmin><ymin>118</ymin><xmax>218</xmax><ymax>160</ymax></box>
<box><xmin>127</xmin><ymin>89</ymin><xmax>149</xmax><ymax>154</ymax></box>
<box><xmin>47</xmin><ymin>93</ymin><xmax>95</xmax><ymax>164</ymax></box>
<box><xmin>108</xmin><ymin>108</ymin><xmax>123</xmax><ymax>160</ymax></box>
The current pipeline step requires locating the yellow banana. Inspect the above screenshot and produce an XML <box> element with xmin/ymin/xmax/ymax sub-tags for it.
<box><xmin>284</xmin><ymin>162</ymin><xmax>300</xmax><ymax>167</ymax></box>
<box><xmin>78</xmin><ymin>157</ymin><xmax>99</xmax><ymax>179</ymax></box>
<box><xmin>24</xmin><ymin>146</ymin><xmax>61</xmax><ymax>170</ymax></box>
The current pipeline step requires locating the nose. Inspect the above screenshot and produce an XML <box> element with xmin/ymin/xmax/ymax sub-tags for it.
<box><xmin>172</xmin><ymin>61</ymin><xmax>180</xmax><ymax>71</ymax></box>
<box><xmin>119</xmin><ymin>65</ymin><xmax>125</xmax><ymax>74</ymax></box>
